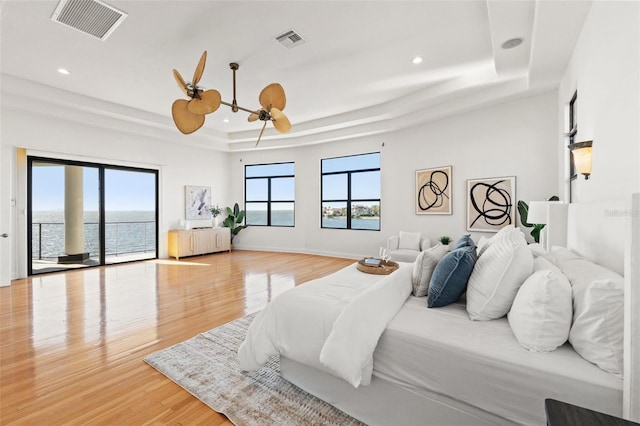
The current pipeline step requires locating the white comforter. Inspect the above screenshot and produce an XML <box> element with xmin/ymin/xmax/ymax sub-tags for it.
<box><xmin>238</xmin><ymin>261</ymin><xmax>413</xmax><ymax>387</ymax></box>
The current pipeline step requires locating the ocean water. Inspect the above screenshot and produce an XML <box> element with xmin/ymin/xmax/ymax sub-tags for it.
<box><xmin>32</xmin><ymin>211</ymin><xmax>156</xmax><ymax>260</ymax></box>
<box><xmin>246</xmin><ymin>210</ymin><xmax>295</xmax><ymax>226</ymax></box>
<box><xmin>322</xmin><ymin>217</ymin><xmax>380</xmax><ymax>230</ymax></box>
<box><xmin>32</xmin><ymin>209</ymin><xmax>379</xmax><ymax>260</ymax></box>
<box><xmin>247</xmin><ymin>210</ymin><xmax>380</xmax><ymax>230</ymax></box>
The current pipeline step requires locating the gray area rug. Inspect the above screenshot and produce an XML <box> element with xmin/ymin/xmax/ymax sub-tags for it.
<box><xmin>144</xmin><ymin>313</ymin><xmax>364</xmax><ymax>425</ymax></box>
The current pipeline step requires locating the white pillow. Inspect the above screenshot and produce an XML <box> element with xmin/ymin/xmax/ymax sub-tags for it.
<box><xmin>476</xmin><ymin>236</ymin><xmax>490</xmax><ymax>254</ymax></box>
<box><xmin>527</xmin><ymin>244</ymin><xmax>557</xmax><ymax>265</ymax></box>
<box><xmin>508</xmin><ymin>267</ymin><xmax>572</xmax><ymax>352</ymax></box>
<box><xmin>550</xmin><ymin>246</ymin><xmax>582</xmax><ymax>266</ymax></box>
<box><xmin>398</xmin><ymin>231</ymin><xmax>421</xmax><ymax>251</ymax></box>
<box><xmin>557</xmin><ymin>255</ymin><xmax>624</xmax><ymax>376</ymax></box>
<box><xmin>532</xmin><ymin>255</ymin><xmax>558</xmax><ymax>272</ymax></box>
<box><xmin>477</xmin><ymin>225</ymin><xmax>514</xmax><ymax>257</ymax></box>
<box><xmin>467</xmin><ymin>228</ymin><xmax>533</xmax><ymax>321</ymax></box>
<box><xmin>412</xmin><ymin>244</ymin><xmax>448</xmax><ymax>297</ymax></box>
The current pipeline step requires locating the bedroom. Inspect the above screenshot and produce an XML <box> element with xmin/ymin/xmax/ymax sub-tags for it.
<box><xmin>1</xmin><ymin>0</ymin><xmax>639</xmax><ymax>424</ymax></box>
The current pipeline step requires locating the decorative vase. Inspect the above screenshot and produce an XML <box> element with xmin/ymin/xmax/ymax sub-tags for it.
<box><xmin>212</xmin><ymin>216</ymin><xmax>220</xmax><ymax>227</ymax></box>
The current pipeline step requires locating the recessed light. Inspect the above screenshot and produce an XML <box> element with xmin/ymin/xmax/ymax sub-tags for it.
<box><xmin>501</xmin><ymin>38</ymin><xmax>524</xmax><ymax>50</ymax></box>
<box><xmin>223</xmin><ymin>118</ymin><xmax>229</xmax><ymax>123</ymax></box>
<box><xmin>57</xmin><ymin>68</ymin><xmax>71</xmax><ymax>75</ymax></box>
<box><xmin>412</xmin><ymin>56</ymin><xmax>423</xmax><ymax>65</ymax></box>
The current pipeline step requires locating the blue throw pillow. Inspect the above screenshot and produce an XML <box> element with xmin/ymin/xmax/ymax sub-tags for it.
<box><xmin>428</xmin><ymin>245</ymin><xmax>477</xmax><ymax>308</ymax></box>
<box><xmin>453</xmin><ymin>234</ymin><xmax>475</xmax><ymax>250</ymax></box>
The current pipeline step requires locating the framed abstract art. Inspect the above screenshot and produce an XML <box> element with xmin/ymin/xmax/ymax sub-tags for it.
<box><xmin>415</xmin><ymin>166</ymin><xmax>452</xmax><ymax>215</ymax></box>
<box><xmin>185</xmin><ymin>185</ymin><xmax>212</xmax><ymax>220</ymax></box>
<box><xmin>466</xmin><ymin>176</ymin><xmax>516</xmax><ymax>232</ymax></box>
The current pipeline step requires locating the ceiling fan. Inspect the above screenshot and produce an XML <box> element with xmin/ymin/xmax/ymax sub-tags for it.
<box><xmin>171</xmin><ymin>51</ymin><xmax>291</xmax><ymax>147</ymax></box>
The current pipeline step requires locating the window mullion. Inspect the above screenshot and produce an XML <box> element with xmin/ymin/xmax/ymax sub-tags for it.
<box><xmin>346</xmin><ymin>172</ymin><xmax>352</xmax><ymax>229</ymax></box>
<box><xmin>267</xmin><ymin>178</ymin><xmax>272</xmax><ymax>226</ymax></box>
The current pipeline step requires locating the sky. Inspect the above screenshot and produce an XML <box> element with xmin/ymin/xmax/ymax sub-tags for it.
<box><xmin>32</xmin><ymin>153</ymin><xmax>378</xmax><ymax>212</ymax></box>
<box><xmin>245</xmin><ymin>152</ymin><xmax>381</xmax><ymax>210</ymax></box>
<box><xmin>32</xmin><ymin>164</ymin><xmax>156</xmax><ymax>211</ymax></box>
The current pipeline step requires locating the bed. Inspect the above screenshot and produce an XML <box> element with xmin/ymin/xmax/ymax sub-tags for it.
<box><xmin>239</xmin><ymin>194</ymin><xmax>640</xmax><ymax>425</ymax></box>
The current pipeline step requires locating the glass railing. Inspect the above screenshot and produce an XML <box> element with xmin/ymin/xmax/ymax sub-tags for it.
<box><xmin>31</xmin><ymin>221</ymin><xmax>156</xmax><ymax>260</ymax></box>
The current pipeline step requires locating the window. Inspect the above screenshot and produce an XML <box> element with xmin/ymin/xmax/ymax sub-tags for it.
<box><xmin>321</xmin><ymin>152</ymin><xmax>380</xmax><ymax>230</ymax></box>
<box><xmin>568</xmin><ymin>91</ymin><xmax>578</xmax><ymax>179</ymax></box>
<box><xmin>245</xmin><ymin>162</ymin><xmax>295</xmax><ymax>226</ymax></box>
<box><xmin>567</xmin><ymin>91</ymin><xmax>577</xmax><ymax>201</ymax></box>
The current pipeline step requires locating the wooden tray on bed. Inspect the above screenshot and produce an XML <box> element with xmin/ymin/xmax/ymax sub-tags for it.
<box><xmin>357</xmin><ymin>258</ymin><xmax>399</xmax><ymax>275</ymax></box>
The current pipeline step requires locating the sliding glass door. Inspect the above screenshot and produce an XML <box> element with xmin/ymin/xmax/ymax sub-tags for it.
<box><xmin>104</xmin><ymin>168</ymin><xmax>157</xmax><ymax>265</ymax></box>
<box><xmin>28</xmin><ymin>157</ymin><xmax>158</xmax><ymax>275</ymax></box>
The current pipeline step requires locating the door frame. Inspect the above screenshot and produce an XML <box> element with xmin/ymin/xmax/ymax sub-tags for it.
<box><xmin>27</xmin><ymin>155</ymin><xmax>159</xmax><ymax>275</ymax></box>
<box><xmin>0</xmin><ymin>145</ymin><xmax>11</xmax><ymax>286</ymax></box>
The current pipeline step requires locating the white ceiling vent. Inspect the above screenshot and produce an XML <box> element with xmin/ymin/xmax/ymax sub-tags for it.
<box><xmin>275</xmin><ymin>29</ymin><xmax>307</xmax><ymax>49</ymax></box>
<box><xmin>51</xmin><ymin>0</ymin><xmax>127</xmax><ymax>41</ymax></box>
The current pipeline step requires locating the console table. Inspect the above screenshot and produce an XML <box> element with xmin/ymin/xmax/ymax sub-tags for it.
<box><xmin>168</xmin><ymin>227</ymin><xmax>230</xmax><ymax>260</ymax></box>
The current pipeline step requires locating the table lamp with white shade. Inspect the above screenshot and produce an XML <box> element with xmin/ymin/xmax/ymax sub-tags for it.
<box><xmin>527</xmin><ymin>201</ymin><xmax>562</xmax><ymax>251</ymax></box>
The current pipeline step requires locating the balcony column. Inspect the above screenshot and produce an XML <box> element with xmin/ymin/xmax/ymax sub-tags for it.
<box><xmin>58</xmin><ymin>165</ymin><xmax>89</xmax><ymax>264</ymax></box>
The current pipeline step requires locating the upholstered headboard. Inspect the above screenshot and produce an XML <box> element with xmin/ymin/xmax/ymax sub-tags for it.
<box><xmin>547</xmin><ymin>193</ymin><xmax>640</xmax><ymax>421</ymax></box>
<box><xmin>547</xmin><ymin>198</ymin><xmax>625</xmax><ymax>274</ymax></box>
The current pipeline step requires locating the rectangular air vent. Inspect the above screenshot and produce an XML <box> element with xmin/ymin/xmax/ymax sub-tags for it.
<box><xmin>52</xmin><ymin>0</ymin><xmax>127</xmax><ymax>41</ymax></box>
<box><xmin>275</xmin><ymin>29</ymin><xmax>307</xmax><ymax>49</ymax></box>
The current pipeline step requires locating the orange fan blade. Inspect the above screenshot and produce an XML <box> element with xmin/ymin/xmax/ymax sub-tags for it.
<box><xmin>188</xmin><ymin>89</ymin><xmax>222</xmax><ymax>115</ymax></box>
<box><xmin>248</xmin><ymin>111</ymin><xmax>260</xmax><ymax>122</ymax></box>
<box><xmin>173</xmin><ymin>69</ymin><xmax>188</xmax><ymax>96</ymax></box>
<box><xmin>259</xmin><ymin>83</ymin><xmax>286</xmax><ymax>111</ymax></box>
<box><xmin>172</xmin><ymin>99</ymin><xmax>205</xmax><ymax>134</ymax></box>
<box><xmin>270</xmin><ymin>107</ymin><xmax>291</xmax><ymax>133</ymax></box>
<box><xmin>192</xmin><ymin>51</ymin><xmax>207</xmax><ymax>86</ymax></box>
<box><xmin>255</xmin><ymin>121</ymin><xmax>268</xmax><ymax>147</ymax></box>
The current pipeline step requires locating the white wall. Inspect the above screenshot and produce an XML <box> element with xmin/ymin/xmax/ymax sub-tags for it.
<box><xmin>230</xmin><ymin>91</ymin><xmax>558</xmax><ymax>258</ymax></box>
<box><xmin>1</xmin><ymin>105</ymin><xmax>231</xmax><ymax>279</ymax></box>
<box><xmin>558</xmin><ymin>1</ymin><xmax>640</xmax><ymax>202</ymax></box>
<box><xmin>1</xmin><ymin>81</ymin><xmax>562</xmax><ymax>277</ymax></box>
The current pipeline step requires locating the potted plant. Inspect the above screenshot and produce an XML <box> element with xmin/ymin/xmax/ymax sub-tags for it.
<box><xmin>210</xmin><ymin>205</ymin><xmax>222</xmax><ymax>227</ymax></box>
<box><xmin>223</xmin><ymin>203</ymin><xmax>248</xmax><ymax>248</ymax></box>
<box><xmin>439</xmin><ymin>236</ymin><xmax>452</xmax><ymax>251</ymax></box>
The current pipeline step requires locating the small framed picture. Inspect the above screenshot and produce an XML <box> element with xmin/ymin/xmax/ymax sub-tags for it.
<box><xmin>466</xmin><ymin>176</ymin><xmax>516</xmax><ymax>232</ymax></box>
<box><xmin>415</xmin><ymin>166</ymin><xmax>452</xmax><ymax>215</ymax></box>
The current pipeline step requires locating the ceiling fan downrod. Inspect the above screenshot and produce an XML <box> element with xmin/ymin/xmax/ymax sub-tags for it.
<box><xmin>230</xmin><ymin>62</ymin><xmax>239</xmax><ymax>112</ymax></box>
<box><xmin>218</xmin><ymin>62</ymin><xmax>258</xmax><ymax>115</ymax></box>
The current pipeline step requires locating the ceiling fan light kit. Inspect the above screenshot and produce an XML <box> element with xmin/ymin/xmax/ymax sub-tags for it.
<box><xmin>171</xmin><ymin>51</ymin><xmax>291</xmax><ymax>147</ymax></box>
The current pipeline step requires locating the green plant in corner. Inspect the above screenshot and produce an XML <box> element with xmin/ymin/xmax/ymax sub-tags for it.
<box><xmin>517</xmin><ymin>196</ymin><xmax>559</xmax><ymax>243</ymax></box>
<box><xmin>439</xmin><ymin>236</ymin><xmax>451</xmax><ymax>245</ymax></box>
<box><xmin>223</xmin><ymin>203</ymin><xmax>248</xmax><ymax>243</ymax></box>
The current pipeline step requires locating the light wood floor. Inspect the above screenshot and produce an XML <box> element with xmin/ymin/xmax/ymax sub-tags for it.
<box><xmin>0</xmin><ymin>251</ymin><xmax>354</xmax><ymax>425</ymax></box>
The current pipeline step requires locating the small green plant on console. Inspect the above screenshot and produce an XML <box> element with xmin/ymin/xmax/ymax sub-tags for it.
<box><xmin>210</xmin><ymin>205</ymin><xmax>222</xmax><ymax>218</ymax></box>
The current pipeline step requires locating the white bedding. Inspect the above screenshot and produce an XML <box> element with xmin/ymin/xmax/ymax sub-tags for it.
<box><xmin>375</xmin><ymin>297</ymin><xmax>623</xmax><ymax>424</ymax></box>
<box><xmin>239</xmin><ymin>258</ymin><xmax>623</xmax><ymax>424</ymax></box>
<box><xmin>238</xmin><ymin>261</ymin><xmax>413</xmax><ymax>387</ymax></box>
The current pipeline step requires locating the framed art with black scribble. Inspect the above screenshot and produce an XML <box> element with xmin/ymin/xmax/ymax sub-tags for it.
<box><xmin>415</xmin><ymin>166</ymin><xmax>452</xmax><ymax>215</ymax></box>
<box><xmin>466</xmin><ymin>176</ymin><xmax>516</xmax><ymax>232</ymax></box>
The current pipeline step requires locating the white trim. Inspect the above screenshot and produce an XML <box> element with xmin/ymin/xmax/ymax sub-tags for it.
<box><xmin>549</xmin><ymin>194</ymin><xmax>639</xmax><ymax>421</ymax></box>
<box><xmin>624</xmin><ymin>193</ymin><xmax>640</xmax><ymax>420</ymax></box>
